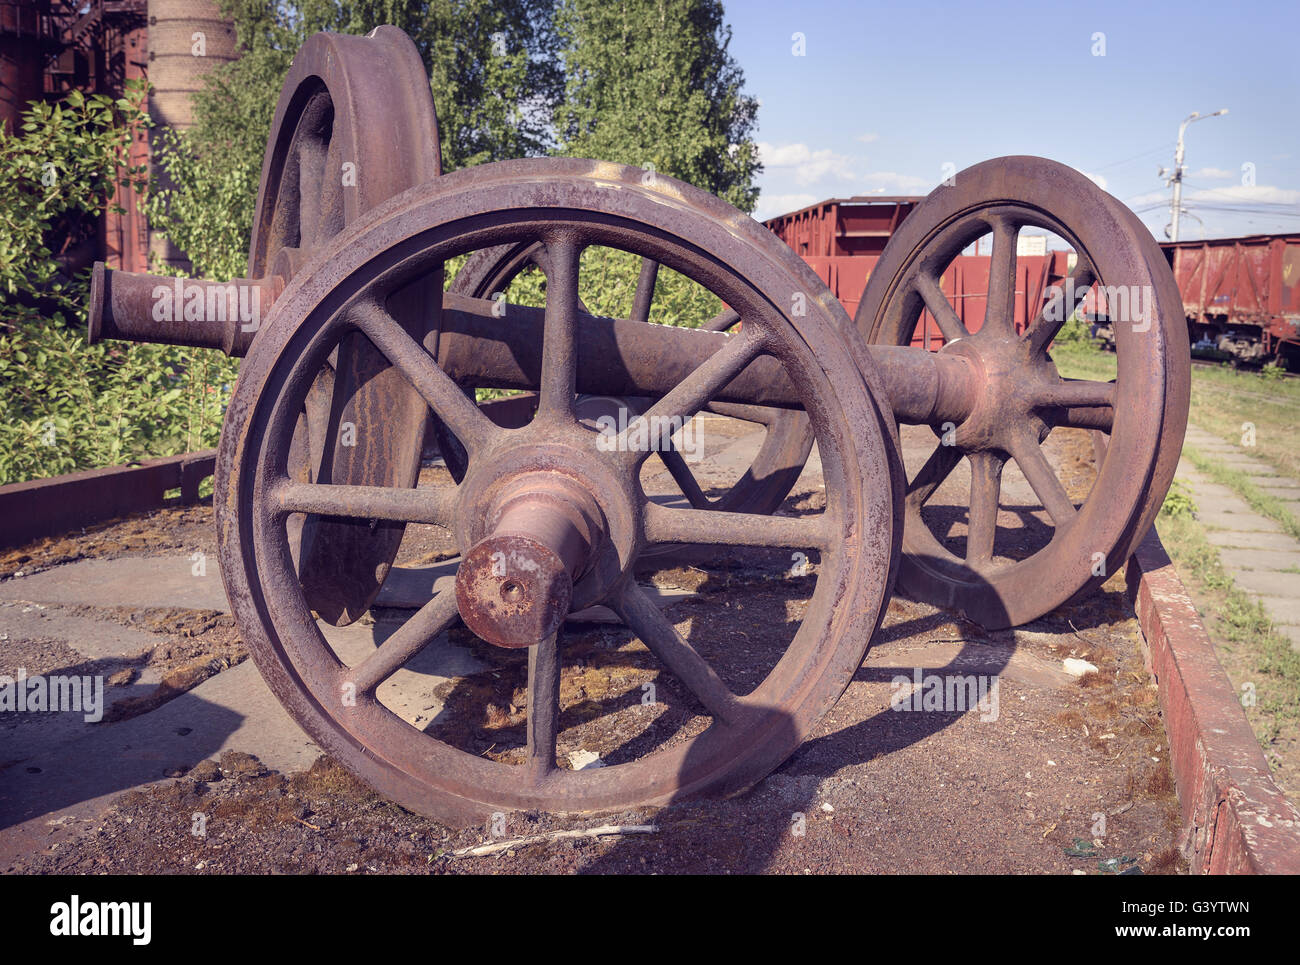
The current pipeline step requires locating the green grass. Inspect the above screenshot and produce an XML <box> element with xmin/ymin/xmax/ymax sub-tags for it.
<box><xmin>1055</xmin><ymin>342</ymin><xmax>1300</xmax><ymax>482</ymax></box>
<box><xmin>1050</xmin><ymin>342</ymin><xmax>1117</xmax><ymax>383</ymax></box>
<box><xmin>1183</xmin><ymin>445</ymin><xmax>1300</xmax><ymax>541</ymax></box>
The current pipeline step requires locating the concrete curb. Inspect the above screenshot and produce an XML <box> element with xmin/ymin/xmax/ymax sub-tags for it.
<box><xmin>1127</xmin><ymin>528</ymin><xmax>1300</xmax><ymax>874</ymax></box>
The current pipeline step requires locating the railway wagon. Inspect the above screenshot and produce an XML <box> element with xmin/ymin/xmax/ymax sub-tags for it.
<box><xmin>764</xmin><ymin>196</ymin><xmax>1071</xmax><ymax>349</ymax></box>
<box><xmin>767</xmin><ymin>198</ymin><xmax>1300</xmax><ymax>367</ymax></box>
<box><xmin>1155</xmin><ymin>233</ymin><xmax>1300</xmax><ymax>367</ymax></box>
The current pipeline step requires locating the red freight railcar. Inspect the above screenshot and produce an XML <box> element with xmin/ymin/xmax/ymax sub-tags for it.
<box><xmin>765</xmin><ymin>196</ymin><xmax>1069</xmax><ymax>349</ymax></box>
<box><xmin>1157</xmin><ymin>234</ymin><xmax>1300</xmax><ymax>366</ymax></box>
<box><xmin>767</xmin><ymin>197</ymin><xmax>1300</xmax><ymax>367</ymax></box>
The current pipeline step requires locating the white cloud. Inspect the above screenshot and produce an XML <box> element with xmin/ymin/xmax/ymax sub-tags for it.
<box><xmin>754</xmin><ymin>192</ymin><xmax>818</xmax><ymax>221</ymax></box>
<box><xmin>1077</xmin><ymin>170</ymin><xmax>1109</xmax><ymax>191</ymax></box>
<box><xmin>756</xmin><ymin>141</ymin><xmax>857</xmax><ymax>185</ymax></box>
<box><xmin>859</xmin><ymin>170</ymin><xmax>931</xmax><ymax>193</ymax></box>
<box><xmin>1191</xmin><ymin>167</ymin><xmax>1235</xmax><ymax>179</ymax></box>
<box><xmin>856</xmin><ymin>132</ymin><xmax>880</xmax><ymax>144</ymax></box>
<box><xmin>1126</xmin><ymin>190</ymin><xmax>1168</xmax><ymax>206</ymax></box>
<box><xmin>1187</xmin><ymin>184</ymin><xmax>1300</xmax><ymax>205</ymax></box>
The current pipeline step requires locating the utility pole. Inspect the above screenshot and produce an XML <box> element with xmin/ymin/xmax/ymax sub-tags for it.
<box><xmin>1162</xmin><ymin>109</ymin><xmax>1228</xmax><ymax>242</ymax></box>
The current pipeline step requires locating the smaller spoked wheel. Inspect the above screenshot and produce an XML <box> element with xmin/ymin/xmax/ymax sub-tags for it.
<box><xmin>445</xmin><ymin>241</ymin><xmax>813</xmax><ymax>517</ymax></box>
<box><xmin>856</xmin><ymin>156</ymin><xmax>1188</xmax><ymax>629</ymax></box>
<box><xmin>217</xmin><ymin>159</ymin><xmax>900</xmax><ymax>823</ymax></box>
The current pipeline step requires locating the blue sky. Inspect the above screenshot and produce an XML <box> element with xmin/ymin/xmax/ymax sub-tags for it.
<box><xmin>727</xmin><ymin>0</ymin><xmax>1300</xmax><ymax>240</ymax></box>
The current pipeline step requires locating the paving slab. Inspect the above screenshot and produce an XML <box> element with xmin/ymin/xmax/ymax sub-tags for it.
<box><xmin>1217</xmin><ymin>548</ymin><xmax>1300</xmax><ymax>573</ymax></box>
<box><xmin>1233</xmin><ymin>567</ymin><xmax>1300</xmax><ymax>603</ymax></box>
<box><xmin>0</xmin><ymin>603</ymin><xmax>165</xmax><ymax>768</ymax></box>
<box><xmin>1275</xmin><ymin>624</ymin><xmax>1300</xmax><ymax>651</ymax></box>
<box><xmin>1175</xmin><ymin>430</ymin><xmax>1300</xmax><ymax>647</ymax></box>
<box><xmin>0</xmin><ymin>601</ymin><xmax>162</xmax><ymax>662</ymax></box>
<box><xmin>0</xmin><ymin>658</ymin><xmax>317</xmax><ymax>830</ymax></box>
<box><xmin>1195</xmin><ymin>509</ymin><xmax>1283</xmax><ymax>533</ymax></box>
<box><xmin>1205</xmin><ymin>529</ymin><xmax>1300</xmax><ymax>551</ymax></box>
<box><xmin>0</xmin><ymin>556</ymin><xmax>228</xmax><ymax>611</ymax></box>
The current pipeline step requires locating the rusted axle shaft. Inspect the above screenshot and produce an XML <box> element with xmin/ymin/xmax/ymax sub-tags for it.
<box><xmin>87</xmin><ymin>263</ymin><xmax>1111</xmax><ymax>431</ymax></box>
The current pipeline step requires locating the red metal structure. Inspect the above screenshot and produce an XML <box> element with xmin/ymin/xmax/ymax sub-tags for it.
<box><xmin>1159</xmin><ymin>233</ymin><xmax>1300</xmax><ymax>366</ymax></box>
<box><xmin>1</xmin><ymin>0</ymin><xmax>149</xmax><ymax>273</ymax></box>
<box><xmin>765</xmin><ymin>197</ymin><xmax>1070</xmax><ymax>349</ymax></box>
<box><xmin>767</xmin><ymin>197</ymin><xmax>1300</xmax><ymax>368</ymax></box>
<box><xmin>765</xmin><ymin>197</ymin><xmax>917</xmax><ymax>321</ymax></box>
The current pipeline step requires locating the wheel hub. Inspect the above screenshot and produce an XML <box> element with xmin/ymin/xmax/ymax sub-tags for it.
<box><xmin>454</xmin><ymin>469</ymin><xmax>605</xmax><ymax>648</ymax></box>
<box><xmin>450</xmin><ymin>427</ymin><xmax>642</xmax><ymax>643</ymax></box>
<box><xmin>939</xmin><ymin>328</ymin><xmax>1056</xmax><ymax>452</ymax></box>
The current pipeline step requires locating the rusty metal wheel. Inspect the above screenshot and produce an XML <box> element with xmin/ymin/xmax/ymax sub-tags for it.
<box><xmin>855</xmin><ymin>156</ymin><xmax>1189</xmax><ymax>629</ymax></box>
<box><xmin>217</xmin><ymin>158</ymin><xmax>900</xmax><ymax>823</ymax></box>
<box><xmin>444</xmin><ymin>242</ymin><xmax>813</xmax><ymax>516</ymax></box>
<box><xmin>250</xmin><ymin>26</ymin><xmax>443</xmax><ymax>625</ymax></box>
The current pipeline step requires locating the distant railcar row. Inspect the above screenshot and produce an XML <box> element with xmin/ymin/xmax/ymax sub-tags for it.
<box><xmin>764</xmin><ymin>197</ymin><xmax>1300</xmax><ymax>368</ymax></box>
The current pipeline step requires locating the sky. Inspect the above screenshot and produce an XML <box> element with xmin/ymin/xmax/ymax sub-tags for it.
<box><xmin>725</xmin><ymin>0</ymin><xmax>1300</xmax><ymax>241</ymax></box>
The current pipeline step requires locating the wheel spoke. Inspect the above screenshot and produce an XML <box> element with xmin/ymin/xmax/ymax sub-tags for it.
<box><xmin>657</xmin><ymin>445</ymin><xmax>712</xmax><ymax>508</ymax></box>
<box><xmin>984</xmin><ymin>216</ymin><xmax>1019</xmax><ymax>335</ymax></box>
<box><xmin>614</xmin><ymin>582</ymin><xmax>740</xmax><ymax>723</ymax></box>
<box><xmin>1056</xmin><ymin>406</ymin><xmax>1115</xmax><ymax>432</ymax></box>
<box><xmin>907</xmin><ymin>442</ymin><xmax>963</xmax><ymax>509</ymax></box>
<box><xmin>1026</xmin><ymin>261</ymin><xmax>1096</xmax><ymax>354</ymax></box>
<box><xmin>915</xmin><ymin>271</ymin><xmax>967</xmax><ymax>343</ymax></box>
<box><xmin>296</xmin><ymin>135</ymin><xmax>324</xmax><ymax>247</ymax></box>
<box><xmin>1011</xmin><ymin>434</ymin><xmax>1077</xmax><ymax>526</ymax></box>
<box><xmin>271</xmin><ymin>479</ymin><xmax>456</xmax><ymax>527</ymax></box>
<box><xmin>704</xmin><ymin>400</ymin><xmax>775</xmax><ymax>425</ymax></box>
<box><xmin>1035</xmin><ymin>378</ymin><xmax>1115</xmax><ymax>408</ymax></box>
<box><xmin>966</xmin><ymin>452</ymin><xmax>1004</xmax><ymax>567</ymax></box>
<box><xmin>344</xmin><ymin>589</ymin><xmax>461</xmax><ymax>696</ymax></box>
<box><xmin>702</xmin><ymin>307</ymin><xmax>740</xmax><ymax>332</ymax></box>
<box><xmin>350</xmin><ymin>300</ymin><xmax>494</xmax><ymax>453</ymax></box>
<box><xmin>537</xmin><ymin>236</ymin><xmax>582</xmax><ymax>420</ymax></box>
<box><xmin>527</xmin><ymin>633</ymin><xmax>562</xmax><ymax>780</ymax></box>
<box><xmin>629</xmin><ymin>257</ymin><xmax>659</xmax><ymax>323</ymax></box>
<box><xmin>643</xmin><ymin>501</ymin><xmax>826</xmax><ymax>550</ymax></box>
<box><xmin>314</xmin><ymin>125</ymin><xmax>344</xmax><ymax>247</ymax></box>
<box><xmin>616</xmin><ymin>327</ymin><xmax>764</xmax><ymax>465</ymax></box>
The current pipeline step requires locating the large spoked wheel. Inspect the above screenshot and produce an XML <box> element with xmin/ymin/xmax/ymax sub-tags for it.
<box><xmin>217</xmin><ymin>159</ymin><xmax>900</xmax><ymax>823</ymax></box>
<box><xmin>445</xmin><ymin>242</ymin><xmax>814</xmax><ymax>516</ymax></box>
<box><xmin>249</xmin><ymin>26</ymin><xmax>443</xmax><ymax>625</ymax></box>
<box><xmin>855</xmin><ymin>156</ymin><xmax>1188</xmax><ymax>629</ymax></box>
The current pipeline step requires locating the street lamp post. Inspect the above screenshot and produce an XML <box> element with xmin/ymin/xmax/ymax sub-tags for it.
<box><xmin>1164</xmin><ymin>109</ymin><xmax>1228</xmax><ymax>242</ymax></box>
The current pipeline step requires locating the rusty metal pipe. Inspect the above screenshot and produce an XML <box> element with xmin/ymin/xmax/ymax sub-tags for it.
<box><xmin>87</xmin><ymin>263</ymin><xmax>279</xmax><ymax>357</ymax></box>
<box><xmin>88</xmin><ymin>269</ymin><xmax>1095</xmax><ymax>431</ymax></box>
<box><xmin>436</xmin><ymin>293</ymin><xmax>984</xmax><ymax>426</ymax></box>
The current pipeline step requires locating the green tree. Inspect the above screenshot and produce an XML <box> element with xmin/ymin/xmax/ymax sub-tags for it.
<box><xmin>147</xmin><ymin>0</ymin><xmax>564</xmax><ymax>278</ymax></box>
<box><xmin>0</xmin><ymin>84</ymin><xmax>234</xmax><ymax>484</ymax></box>
<box><xmin>1</xmin><ymin>82</ymin><xmax>149</xmax><ymax>326</ymax></box>
<box><xmin>552</xmin><ymin>0</ymin><xmax>760</xmax><ymax>212</ymax></box>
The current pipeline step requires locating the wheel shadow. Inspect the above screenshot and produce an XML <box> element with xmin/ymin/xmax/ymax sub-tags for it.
<box><xmin>575</xmin><ymin>552</ymin><xmax>1015</xmax><ymax>874</ymax></box>
<box><xmin>0</xmin><ymin>653</ymin><xmax>242</xmax><ymax>831</ymax></box>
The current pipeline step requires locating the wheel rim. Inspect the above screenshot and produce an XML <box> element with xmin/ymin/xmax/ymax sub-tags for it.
<box><xmin>247</xmin><ymin>26</ymin><xmax>444</xmax><ymax>625</ymax></box>
<box><xmin>856</xmin><ymin>156</ymin><xmax>1186</xmax><ymax>628</ymax></box>
<box><xmin>217</xmin><ymin>159</ymin><xmax>899</xmax><ymax>822</ymax></box>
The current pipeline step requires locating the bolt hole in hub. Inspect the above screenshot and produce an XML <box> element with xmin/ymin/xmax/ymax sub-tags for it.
<box><xmin>218</xmin><ymin>157</ymin><xmax>899</xmax><ymax>824</ymax></box>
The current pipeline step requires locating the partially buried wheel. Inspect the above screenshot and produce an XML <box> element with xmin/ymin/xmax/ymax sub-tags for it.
<box><xmin>855</xmin><ymin>156</ymin><xmax>1189</xmax><ymax>629</ymax></box>
<box><xmin>249</xmin><ymin>26</ymin><xmax>443</xmax><ymax>626</ymax></box>
<box><xmin>216</xmin><ymin>158</ymin><xmax>901</xmax><ymax>823</ymax></box>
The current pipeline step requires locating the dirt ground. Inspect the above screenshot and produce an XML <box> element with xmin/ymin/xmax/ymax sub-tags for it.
<box><xmin>0</xmin><ymin>423</ymin><xmax>1186</xmax><ymax>874</ymax></box>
